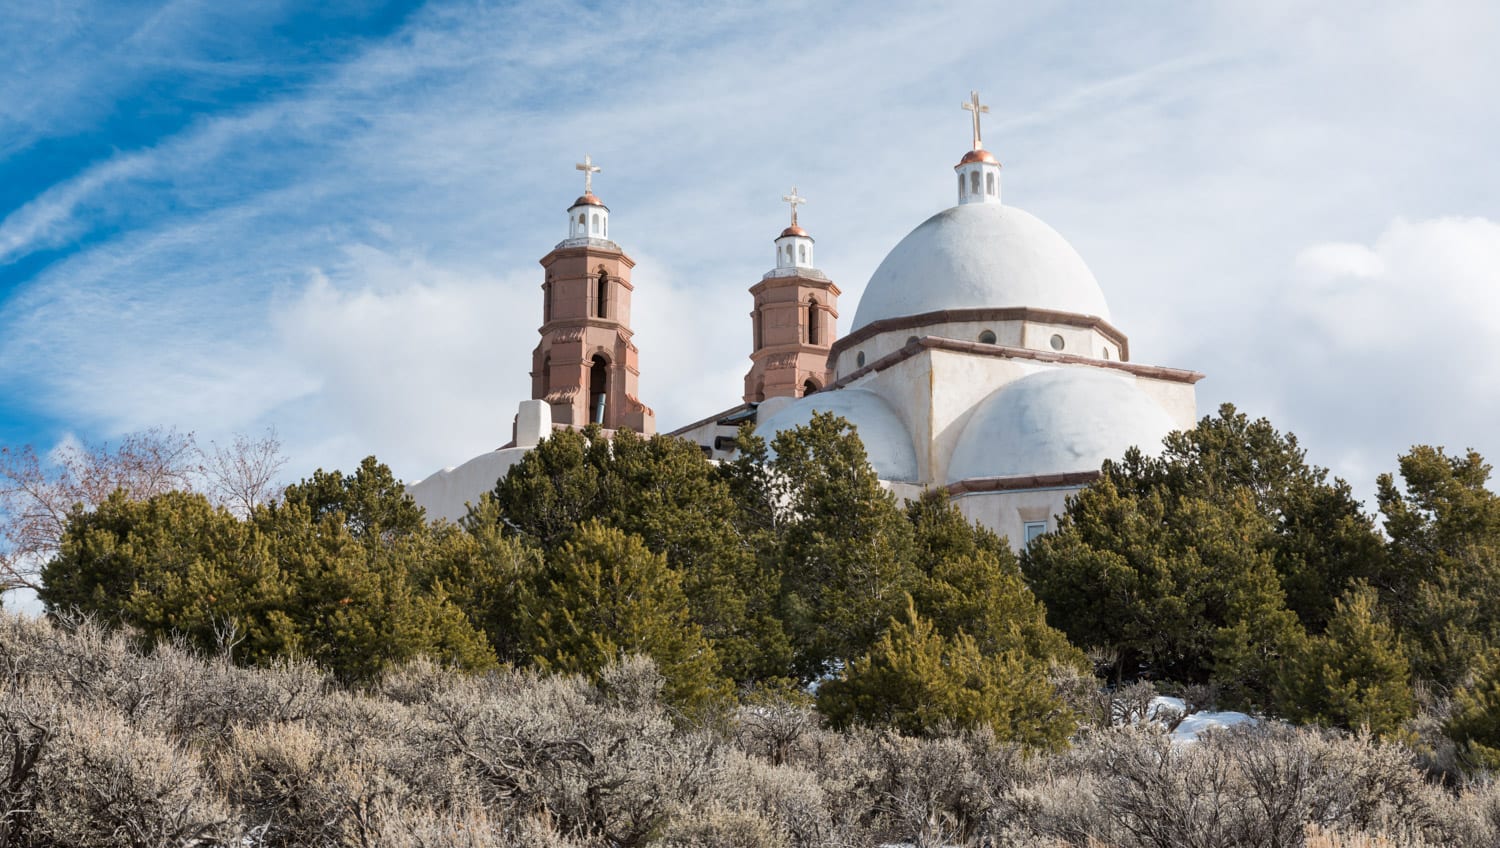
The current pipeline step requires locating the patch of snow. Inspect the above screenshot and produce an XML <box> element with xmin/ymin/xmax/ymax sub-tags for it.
<box><xmin>1149</xmin><ymin>695</ymin><xmax>1257</xmax><ymax>743</ymax></box>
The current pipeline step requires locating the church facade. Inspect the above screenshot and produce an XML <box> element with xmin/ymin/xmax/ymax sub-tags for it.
<box><xmin>408</xmin><ymin>94</ymin><xmax>1203</xmax><ymax>547</ymax></box>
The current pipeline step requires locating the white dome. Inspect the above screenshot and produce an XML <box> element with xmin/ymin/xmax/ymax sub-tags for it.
<box><xmin>946</xmin><ymin>368</ymin><xmax>1174</xmax><ymax>483</ymax></box>
<box><xmin>755</xmin><ymin>389</ymin><xmax>918</xmax><ymax>482</ymax></box>
<box><xmin>852</xmin><ymin>203</ymin><xmax>1109</xmax><ymax>332</ymax></box>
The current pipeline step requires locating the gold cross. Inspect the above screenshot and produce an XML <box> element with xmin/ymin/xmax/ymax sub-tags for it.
<box><xmin>575</xmin><ymin>154</ymin><xmax>601</xmax><ymax>194</ymax></box>
<box><xmin>960</xmin><ymin>90</ymin><xmax>990</xmax><ymax>151</ymax></box>
<box><xmin>781</xmin><ymin>186</ymin><xmax>806</xmax><ymax>227</ymax></box>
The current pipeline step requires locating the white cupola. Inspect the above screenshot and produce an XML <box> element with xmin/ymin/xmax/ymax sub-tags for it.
<box><xmin>773</xmin><ymin>186</ymin><xmax>815</xmax><ymax>270</ymax></box>
<box><xmin>955</xmin><ymin>148</ymin><xmax>1001</xmax><ymax>205</ymax></box>
<box><xmin>955</xmin><ymin>90</ymin><xmax>1000</xmax><ymax>205</ymax></box>
<box><xmin>567</xmin><ymin>154</ymin><xmax>610</xmax><ymax>240</ymax></box>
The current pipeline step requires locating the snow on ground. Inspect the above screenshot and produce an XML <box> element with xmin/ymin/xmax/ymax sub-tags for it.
<box><xmin>1149</xmin><ymin>695</ymin><xmax>1257</xmax><ymax>743</ymax></box>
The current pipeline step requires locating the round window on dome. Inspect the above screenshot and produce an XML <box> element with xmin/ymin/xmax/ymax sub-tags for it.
<box><xmin>856</xmin><ymin>351</ymin><xmax>866</xmax><ymax>367</ymax></box>
<box><xmin>1050</xmin><ymin>334</ymin><xmax>1065</xmax><ymax>351</ymax></box>
<box><xmin>978</xmin><ymin>329</ymin><xmax>996</xmax><ymax>345</ymax></box>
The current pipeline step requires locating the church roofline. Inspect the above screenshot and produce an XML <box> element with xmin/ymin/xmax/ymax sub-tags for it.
<box><xmin>830</xmin><ymin>306</ymin><xmax>1131</xmax><ymax>361</ymax></box>
<box><xmin>758</xmin><ymin>267</ymin><xmax>833</xmax><ymax>284</ymax></box>
<box><xmin>829</xmin><ymin>335</ymin><xmax>1205</xmax><ymax>390</ymax></box>
<box><xmin>540</xmin><ymin>239</ymin><xmax>636</xmax><ymax>266</ymax></box>
<box><xmin>946</xmin><ymin>470</ymin><xmax>1100</xmax><ymax>495</ymax></box>
<box><xmin>666</xmin><ymin>402</ymin><xmax>756</xmax><ymax>439</ymax></box>
<box><xmin>750</xmin><ymin>276</ymin><xmax>842</xmax><ymax>299</ymax></box>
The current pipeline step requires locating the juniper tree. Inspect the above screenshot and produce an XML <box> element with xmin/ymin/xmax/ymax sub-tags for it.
<box><xmin>521</xmin><ymin>520</ymin><xmax>732</xmax><ymax>720</ymax></box>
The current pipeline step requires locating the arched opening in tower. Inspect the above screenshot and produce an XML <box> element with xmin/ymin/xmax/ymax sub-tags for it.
<box><xmin>806</xmin><ymin>298</ymin><xmax>819</xmax><ymax>345</ymax></box>
<box><xmin>596</xmin><ymin>270</ymin><xmax>608</xmax><ymax>319</ymax></box>
<box><xmin>802</xmin><ymin>378</ymin><xmax>819</xmax><ymax>396</ymax></box>
<box><xmin>590</xmin><ymin>355</ymin><xmax>609</xmax><ymax>424</ymax></box>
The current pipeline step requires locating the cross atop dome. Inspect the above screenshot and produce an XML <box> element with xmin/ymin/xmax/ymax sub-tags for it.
<box><xmin>575</xmin><ymin>154</ymin><xmax>601</xmax><ymax>194</ymax></box>
<box><xmin>566</xmin><ymin>154</ymin><xmax>610</xmax><ymax>240</ymax></box>
<box><xmin>782</xmin><ymin>186</ymin><xmax>806</xmax><ymax>229</ymax></box>
<box><xmin>773</xmin><ymin>185</ymin><xmax>815</xmax><ymax>269</ymax></box>
<box><xmin>954</xmin><ymin>89</ymin><xmax>1001</xmax><ymax>206</ymax></box>
<box><xmin>961</xmin><ymin>90</ymin><xmax>990</xmax><ymax>151</ymax></box>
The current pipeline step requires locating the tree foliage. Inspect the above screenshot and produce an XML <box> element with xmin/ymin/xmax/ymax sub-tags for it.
<box><xmin>521</xmin><ymin>521</ymin><xmax>731</xmax><ymax>719</ymax></box>
<box><xmin>1377</xmin><ymin>446</ymin><xmax>1500</xmax><ymax>687</ymax></box>
<box><xmin>490</xmin><ymin>426</ymin><xmax>788</xmax><ymax>685</ymax></box>
<box><xmin>40</xmin><ymin>459</ymin><xmax>493</xmax><ymax>684</ymax></box>
<box><xmin>817</xmin><ymin>598</ymin><xmax>1075</xmax><ymax>746</ymax></box>
<box><xmin>742</xmin><ymin>412</ymin><xmax>920</xmax><ymax>679</ymax></box>
<box><xmin>1281</xmin><ymin>585</ymin><xmax>1414</xmax><ymax>737</ymax></box>
<box><xmin>1022</xmin><ymin>405</ymin><xmax>1387</xmax><ymax>710</ymax></box>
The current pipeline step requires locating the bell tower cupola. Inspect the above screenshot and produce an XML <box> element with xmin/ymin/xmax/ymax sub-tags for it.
<box><xmin>955</xmin><ymin>90</ymin><xmax>1001</xmax><ymax>205</ymax></box>
<box><xmin>531</xmin><ymin>154</ymin><xmax>655</xmax><ymax>434</ymax></box>
<box><xmin>567</xmin><ymin>154</ymin><xmax>611</xmax><ymax>240</ymax></box>
<box><xmin>744</xmin><ymin>187</ymin><xmax>840</xmax><ymax>404</ymax></box>
<box><xmin>773</xmin><ymin>186</ymin><xmax>816</xmax><ymax>270</ymax></box>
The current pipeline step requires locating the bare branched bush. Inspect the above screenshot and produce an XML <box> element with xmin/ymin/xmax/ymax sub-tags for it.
<box><xmin>2</xmin><ymin>427</ymin><xmax>288</xmax><ymax>594</ymax></box>
<box><xmin>733</xmin><ymin>687</ymin><xmax>819</xmax><ymax>767</ymax></box>
<box><xmin>0</xmin><ymin>684</ymin><xmax>61</xmax><ymax>845</ymax></box>
<box><xmin>0</xmin><ymin>429</ymin><xmax>196</xmax><ymax>592</ymax></box>
<box><xmin>423</xmin><ymin>655</ymin><xmax>718</xmax><ymax>847</ymax></box>
<box><xmin>5</xmin><ymin>611</ymin><xmax>1500</xmax><ymax>848</ymax></box>
<box><xmin>713</xmin><ymin>751</ymin><xmax>831</xmax><ymax>846</ymax></box>
<box><xmin>195</xmin><ymin>428</ymin><xmax>286</xmax><ymax>517</ymax></box>
<box><xmin>1109</xmin><ymin>680</ymin><xmax>1160</xmax><ymax>727</ymax></box>
<box><xmin>33</xmin><ymin>704</ymin><xmax>234</xmax><ymax>847</ymax></box>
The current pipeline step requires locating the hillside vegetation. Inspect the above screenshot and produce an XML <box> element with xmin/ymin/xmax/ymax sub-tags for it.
<box><xmin>3</xmin><ymin>612</ymin><xmax>1500</xmax><ymax>847</ymax></box>
<box><xmin>7</xmin><ymin>404</ymin><xmax>1500</xmax><ymax>844</ymax></box>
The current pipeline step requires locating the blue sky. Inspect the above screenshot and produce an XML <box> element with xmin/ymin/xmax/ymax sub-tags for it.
<box><xmin>2</xmin><ymin>0</ymin><xmax>1499</xmax><ymax>498</ymax></box>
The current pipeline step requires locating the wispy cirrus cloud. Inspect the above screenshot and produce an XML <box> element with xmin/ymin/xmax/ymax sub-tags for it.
<box><xmin>1</xmin><ymin>0</ymin><xmax>1498</xmax><ymax>495</ymax></box>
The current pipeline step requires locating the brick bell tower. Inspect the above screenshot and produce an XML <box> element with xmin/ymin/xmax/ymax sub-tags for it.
<box><xmin>744</xmin><ymin>187</ymin><xmax>839</xmax><ymax>403</ymax></box>
<box><xmin>531</xmin><ymin>155</ymin><xmax>655</xmax><ymax>434</ymax></box>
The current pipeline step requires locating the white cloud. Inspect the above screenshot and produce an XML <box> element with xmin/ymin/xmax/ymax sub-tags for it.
<box><xmin>1258</xmin><ymin>216</ymin><xmax>1500</xmax><ymax>492</ymax></box>
<box><xmin>3</xmin><ymin>0</ymin><xmax>1500</xmax><ymax>497</ymax></box>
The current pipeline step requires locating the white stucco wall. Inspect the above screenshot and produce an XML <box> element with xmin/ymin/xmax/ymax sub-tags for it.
<box><xmin>406</xmin><ymin>447</ymin><xmax>531</xmax><ymax>524</ymax></box>
<box><xmin>953</xmin><ymin>486</ymin><xmax>1079</xmax><ymax>549</ymax></box>
<box><xmin>838</xmin><ymin>346</ymin><xmax>1195</xmax><ymax>487</ymax></box>
<box><xmin>834</xmin><ymin>319</ymin><xmax>1121</xmax><ymax>381</ymax></box>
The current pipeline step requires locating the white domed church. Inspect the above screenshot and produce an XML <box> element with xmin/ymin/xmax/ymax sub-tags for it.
<box><xmin>409</xmin><ymin>93</ymin><xmax>1203</xmax><ymax>548</ymax></box>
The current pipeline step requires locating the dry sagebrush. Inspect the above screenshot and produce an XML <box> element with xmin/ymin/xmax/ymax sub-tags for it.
<box><xmin>4</xmin><ymin>612</ymin><xmax>1500</xmax><ymax>847</ymax></box>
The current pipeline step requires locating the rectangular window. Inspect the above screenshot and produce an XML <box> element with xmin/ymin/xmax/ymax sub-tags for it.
<box><xmin>1023</xmin><ymin>521</ymin><xmax>1048</xmax><ymax>545</ymax></box>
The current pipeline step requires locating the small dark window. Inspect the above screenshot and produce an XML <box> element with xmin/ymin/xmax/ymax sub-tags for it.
<box><xmin>544</xmin><ymin>282</ymin><xmax>553</xmax><ymax>322</ymax></box>
<box><xmin>541</xmin><ymin>354</ymin><xmax>551</xmax><ymax>395</ymax></box>
<box><xmin>754</xmin><ymin>310</ymin><xmax>763</xmax><ymax>351</ymax></box>
<box><xmin>978</xmin><ymin>329</ymin><xmax>996</xmax><ymax>344</ymax></box>
<box><xmin>803</xmin><ymin>379</ymin><xmax>818</xmax><ymax>396</ymax></box>
<box><xmin>596</xmin><ymin>271</ymin><xmax>608</xmax><ymax>319</ymax></box>
<box><xmin>1050</xmin><ymin>334</ymin><xmax>1065</xmax><ymax>351</ymax></box>
<box><xmin>856</xmin><ymin>351</ymin><xmax>866</xmax><ymax>367</ymax></box>
<box><xmin>807</xmin><ymin>298</ymin><xmax>819</xmax><ymax>345</ymax></box>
